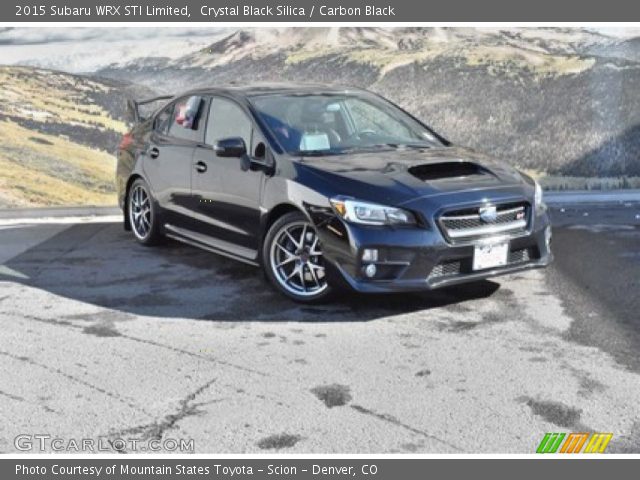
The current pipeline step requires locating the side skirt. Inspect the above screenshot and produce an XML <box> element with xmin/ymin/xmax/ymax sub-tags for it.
<box><xmin>164</xmin><ymin>224</ymin><xmax>260</xmax><ymax>267</ymax></box>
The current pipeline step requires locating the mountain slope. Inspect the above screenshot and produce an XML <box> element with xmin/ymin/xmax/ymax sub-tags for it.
<box><xmin>99</xmin><ymin>27</ymin><xmax>640</xmax><ymax>181</ymax></box>
<box><xmin>0</xmin><ymin>66</ymin><xmax>150</xmax><ymax>207</ymax></box>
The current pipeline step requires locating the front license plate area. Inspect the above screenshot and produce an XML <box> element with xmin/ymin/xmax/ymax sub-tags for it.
<box><xmin>473</xmin><ymin>241</ymin><xmax>509</xmax><ymax>271</ymax></box>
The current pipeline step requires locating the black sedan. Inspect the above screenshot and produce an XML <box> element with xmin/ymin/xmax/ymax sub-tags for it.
<box><xmin>117</xmin><ymin>84</ymin><xmax>551</xmax><ymax>302</ymax></box>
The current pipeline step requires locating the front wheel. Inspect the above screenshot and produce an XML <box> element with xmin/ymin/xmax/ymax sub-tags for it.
<box><xmin>262</xmin><ymin>212</ymin><xmax>333</xmax><ymax>303</ymax></box>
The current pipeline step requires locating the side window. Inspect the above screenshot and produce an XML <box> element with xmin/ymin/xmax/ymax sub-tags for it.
<box><xmin>206</xmin><ymin>98</ymin><xmax>252</xmax><ymax>150</ymax></box>
<box><xmin>154</xmin><ymin>104</ymin><xmax>173</xmax><ymax>134</ymax></box>
<box><xmin>167</xmin><ymin>96</ymin><xmax>204</xmax><ymax>141</ymax></box>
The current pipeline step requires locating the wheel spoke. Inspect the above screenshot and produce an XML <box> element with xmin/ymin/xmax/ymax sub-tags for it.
<box><xmin>298</xmin><ymin>264</ymin><xmax>307</xmax><ymax>292</ymax></box>
<box><xmin>299</xmin><ymin>224</ymin><xmax>307</xmax><ymax>247</ymax></box>
<box><xmin>308</xmin><ymin>262</ymin><xmax>324</xmax><ymax>273</ymax></box>
<box><xmin>276</xmin><ymin>256</ymin><xmax>296</xmax><ymax>269</ymax></box>
<box><xmin>308</xmin><ymin>263</ymin><xmax>321</xmax><ymax>287</ymax></box>
<box><xmin>284</xmin><ymin>229</ymin><xmax>300</xmax><ymax>249</ymax></box>
<box><xmin>285</xmin><ymin>264</ymin><xmax>300</xmax><ymax>282</ymax></box>
<box><xmin>276</xmin><ymin>242</ymin><xmax>294</xmax><ymax>256</ymax></box>
<box><xmin>309</xmin><ymin>236</ymin><xmax>322</xmax><ymax>256</ymax></box>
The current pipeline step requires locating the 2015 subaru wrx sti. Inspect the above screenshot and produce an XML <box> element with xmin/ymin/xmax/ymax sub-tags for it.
<box><xmin>117</xmin><ymin>84</ymin><xmax>552</xmax><ymax>302</ymax></box>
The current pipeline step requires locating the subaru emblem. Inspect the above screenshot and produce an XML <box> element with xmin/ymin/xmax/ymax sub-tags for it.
<box><xmin>479</xmin><ymin>205</ymin><xmax>498</xmax><ymax>223</ymax></box>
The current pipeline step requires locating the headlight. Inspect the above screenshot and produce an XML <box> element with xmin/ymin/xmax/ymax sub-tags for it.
<box><xmin>534</xmin><ymin>180</ymin><xmax>544</xmax><ymax>207</ymax></box>
<box><xmin>330</xmin><ymin>197</ymin><xmax>416</xmax><ymax>226</ymax></box>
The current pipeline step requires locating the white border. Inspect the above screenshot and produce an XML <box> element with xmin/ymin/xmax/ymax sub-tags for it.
<box><xmin>0</xmin><ymin>20</ymin><xmax>639</xmax><ymax>460</ymax></box>
<box><xmin>2</xmin><ymin>453</ymin><xmax>639</xmax><ymax>458</ymax></box>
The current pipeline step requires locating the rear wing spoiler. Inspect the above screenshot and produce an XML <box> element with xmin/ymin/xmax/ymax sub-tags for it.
<box><xmin>126</xmin><ymin>95</ymin><xmax>174</xmax><ymax>124</ymax></box>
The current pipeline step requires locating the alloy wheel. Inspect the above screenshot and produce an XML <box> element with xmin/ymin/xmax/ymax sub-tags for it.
<box><xmin>129</xmin><ymin>185</ymin><xmax>152</xmax><ymax>240</ymax></box>
<box><xmin>269</xmin><ymin>221</ymin><xmax>328</xmax><ymax>297</ymax></box>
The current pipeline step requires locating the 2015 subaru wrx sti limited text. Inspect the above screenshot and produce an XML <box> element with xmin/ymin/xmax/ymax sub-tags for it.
<box><xmin>117</xmin><ymin>84</ymin><xmax>552</xmax><ymax>303</ymax></box>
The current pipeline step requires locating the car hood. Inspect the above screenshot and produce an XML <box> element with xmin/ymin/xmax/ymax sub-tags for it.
<box><xmin>295</xmin><ymin>146</ymin><xmax>529</xmax><ymax>207</ymax></box>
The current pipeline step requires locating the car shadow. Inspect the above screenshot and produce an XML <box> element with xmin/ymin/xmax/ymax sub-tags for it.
<box><xmin>2</xmin><ymin>222</ymin><xmax>500</xmax><ymax>322</ymax></box>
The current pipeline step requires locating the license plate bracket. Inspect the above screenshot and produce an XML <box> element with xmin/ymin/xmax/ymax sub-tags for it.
<box><xmin>473</xmin><ymin>241</ymin><xmax>509</xmax><ymax>271</ymax></box>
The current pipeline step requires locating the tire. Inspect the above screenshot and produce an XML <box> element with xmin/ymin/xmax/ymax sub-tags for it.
<box><xmin>262</xmin><ymin>211</ymin><xmax>333</xmax><ymax>303</ymax></box>
<box><xmin>127</xmin><ymin>178</ymin><xmax>163</xmax><ymax>246</ymax></box>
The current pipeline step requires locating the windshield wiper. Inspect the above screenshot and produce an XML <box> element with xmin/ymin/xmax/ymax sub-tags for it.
<box><xmin>291</xmin><ymin>149</ymin><xmax>342</xmax><ymax>157</ymax></box>
<box><xmin>384</xmin><ymin>143</ymin><xmax>433</xmax><ymax>149</ymax></box>
<box><xmin>291</xmin><ymin>143</ymin><xmax>431</xmax><ymax>157</ymax></box>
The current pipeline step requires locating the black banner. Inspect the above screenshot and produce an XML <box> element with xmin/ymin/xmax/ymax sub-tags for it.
<box><xmin>4</xmin><ymin>459</ymin><xmax>640</xmax><ymax>479</ymax></box>
<box><xmin>4</xmin><ymin>0</ymin><xmax>640</xmax><ymax>22</ymax></box>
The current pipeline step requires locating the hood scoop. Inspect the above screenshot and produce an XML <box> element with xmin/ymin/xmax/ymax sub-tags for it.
<box><xmin>407</xmin><ymin>161</ymin><xmax>493</xmax><ymax>182</ymax></box>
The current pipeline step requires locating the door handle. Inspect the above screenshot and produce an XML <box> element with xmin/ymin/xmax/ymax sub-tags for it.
<box><xmin>148</xmin><ymin>147</ymin><xmax>160</xmax><ymax>159</ymax></box>
<box><xmin>195</xmin><ymin>161</ymin><xmax>208</xmax><ymax>173</ymax></box>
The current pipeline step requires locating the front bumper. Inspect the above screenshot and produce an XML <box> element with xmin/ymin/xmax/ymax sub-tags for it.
<box><xmin>316</xmin><ymin>208</ymin><xmax>552</xmax><ymax>294</ymax></box>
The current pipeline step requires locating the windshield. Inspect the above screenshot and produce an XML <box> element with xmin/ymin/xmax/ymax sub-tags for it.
<box><xmin>250</xmin><ymin>93</ymin><xmax>441</xmax><ymax>156</ymax></box>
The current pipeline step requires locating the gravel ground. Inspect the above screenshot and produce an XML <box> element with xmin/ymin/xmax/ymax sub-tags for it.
<box><xmin>0</xmin><ymin>203</ymin><xmax>639</xmax><ymax>453</ymax></box>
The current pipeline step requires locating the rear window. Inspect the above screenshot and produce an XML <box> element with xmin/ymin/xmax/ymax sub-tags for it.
<box><xmin>165</xmin><ymin>96</ymin><xmax>205</xmax><ymax>141</ymax></box>
<box><xmin>154</xmin><ymin>104</ymin><xmax>173</xmax><ymax>134</ymax></box>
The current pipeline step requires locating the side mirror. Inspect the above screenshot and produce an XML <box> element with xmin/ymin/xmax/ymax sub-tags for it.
<box><xmin>214</xmin><ymin>137</ymin><xmax>247</xmax><ymax>157</ymax></box>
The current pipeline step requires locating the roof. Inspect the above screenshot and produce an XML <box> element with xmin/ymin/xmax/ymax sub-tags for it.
<box><xmin>178</xmin><ymin>82</ymin><xmax>367</xmax><ymax>98</ymax></box>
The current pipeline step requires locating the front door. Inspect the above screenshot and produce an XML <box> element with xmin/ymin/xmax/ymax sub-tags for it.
<box><xmin>190</xmin><ymin>96</ymin><xmax>265</xmax><ymax>260</ymax></box>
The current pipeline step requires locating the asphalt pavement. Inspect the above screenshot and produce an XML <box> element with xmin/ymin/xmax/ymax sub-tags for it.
<box><xmin>0</xmin><ymin>201</ymin><xmax>639</xmax><ymax>453</ymax></box>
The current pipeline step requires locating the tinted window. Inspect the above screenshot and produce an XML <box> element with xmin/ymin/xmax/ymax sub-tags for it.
<box><xmin>167</xmin><ymin>96</ymin><xmax>204</xmax><ymax>142</ymax></box>
<box><xmin>251</xmin><ymin>93</ymin><xmax>440</xmax><ymax>156</ymax></box>
<box><xmin>346</xmin><ymin>98</ymin><xmax>416</xmax><ymax>140</ymax></box>
<box><xmin>206</xmin><ymin>98</ymin><xmax>252</xmax><ymax>150</ymax></box>
<box><xmin>154</xmin><ymin>104</ymin><xmax>173</xmax><ymax>134</ymax></box>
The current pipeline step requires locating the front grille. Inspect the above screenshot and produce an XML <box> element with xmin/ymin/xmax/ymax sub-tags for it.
<box><xmin>439</xmin><ymin>202</ymin><xmax>529</xmax><ymax>242</ymax></box>
<box><xmin>429</xmin><ymin>260</ymin><xmax>462</xmax><ymax>279</ymax></box>
<box><xmin>508</xmin><ymin>248</ymin><xmax>531</xmax><ymax>264</ymax></box>
<box><xmin>428</xmin><ymin>247</ymin><xmax>535</xmax><ymax>280</ymax></box>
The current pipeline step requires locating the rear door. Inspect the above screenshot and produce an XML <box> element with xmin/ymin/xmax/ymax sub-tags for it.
<box><xmin>143</xmin><ymin>96</ymin><xmax>205</xmax><ymax>229</ymax></box>
<box><xmin>190</xmin><ymin>96</ymin><xmax>266</xmax><ymax>259</ymax></box>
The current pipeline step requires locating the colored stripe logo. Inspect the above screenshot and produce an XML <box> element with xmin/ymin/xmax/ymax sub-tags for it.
<box><xmin>584</xmin><ymin>433</ymin><xmax>613</xmax><ymax>453</ymax></box>
<box><xmin>537</xmin><ymin>433</ymin><xmax>612</xmax><ymax>453</ymax></box>
<box><xmin>560</xmin><ymin>433</ymin><xmax>589</xmax><ymax>453</ymax></box>
<box><xmin>537</xmin><ymin>433</ymin><xmax>565</xmax><ymax>453</ymax></box>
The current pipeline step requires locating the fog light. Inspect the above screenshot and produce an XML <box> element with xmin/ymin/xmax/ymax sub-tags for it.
<box><xmin>364</xmin><ymin>263</ymin><xmax>377</xmax><ymax>278</ymax></box>
<box><xmin>362</xmin><ymin>248</ymin><xmax>379</xmax><ymax>262</ymax></box>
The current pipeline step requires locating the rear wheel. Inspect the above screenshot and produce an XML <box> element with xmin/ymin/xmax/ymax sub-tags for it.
<box><xmin>128</xmin><ymin>178</ymin><xmax>162</xmax><ymax>246</ymax></box>
<box><xmin>263</xmin><ymin>212</ymin><xmax>332</xmax><ymax>303</ymax></box>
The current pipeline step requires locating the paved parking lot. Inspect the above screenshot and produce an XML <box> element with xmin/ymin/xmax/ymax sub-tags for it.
<box><xmin>0</xmin><ymin>204</ymin><xmax>639</xmax><ymax>453</ymax></box>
